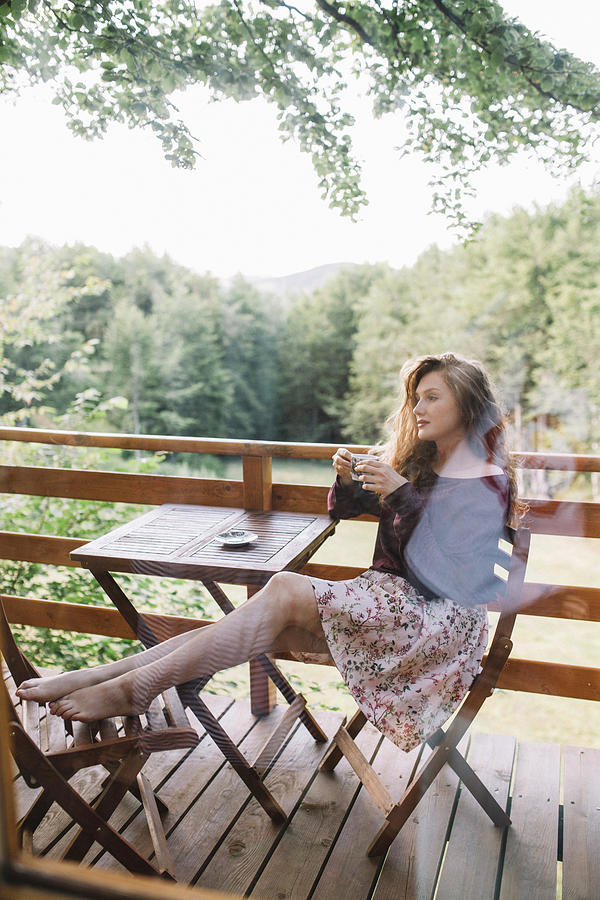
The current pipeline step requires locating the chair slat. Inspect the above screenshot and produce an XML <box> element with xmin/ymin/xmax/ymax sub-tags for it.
<box><xmin>144</xmin><ymin>697</ymin><xmax>167</xmax><ymax>733</ymax></box>
<box><xmin>136</xmin><ymin>771</ymin><xmax>174</xmax><ymax>878</ymax></box>
<box><xmin>123</xmin><ymin>715</ymin><xmax>143</xmax><ymax>737</ymax></box>
<box><xmin>72</xmin><ymin>721</ymin><xmax>94</xmax><ymax>747</ymax></box>
<box><xmin>502</xmin><ymin>529</ymin><xmax>531</xmax><ymax>616</ymax></box>
<box><xmin>161</xmin><ymin>687</ymin><xmax>190</xmax><ymax>728</ymax></box>
<box><xmin>44</xmin><ymin>706</ymin><xmax>67</xmax><ymax>752</ymax></box>
<box><xmin>99</xmin><ymin>717</ymin><xmax>119</xmax><ymax>742</ymax></box>
<box><xmin>2</xmin><ymin>663</ymin><xmax>19</xmax><ymax>706</ymax></box>
<box><xmin>23</xmin><ymin>699</ymin><xmax>41</xmax><ymax>748</ymax></box>
<box><xmin>334</xmin><ymin>726</ymin><xmax>395</xmax><ymax>817</ymax></box>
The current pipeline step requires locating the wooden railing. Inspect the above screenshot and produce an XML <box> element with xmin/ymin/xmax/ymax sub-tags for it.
<box><xmin>1</xmin><ymin>427</ymin><xmax>599</xmax><ymax>708</ymax></box>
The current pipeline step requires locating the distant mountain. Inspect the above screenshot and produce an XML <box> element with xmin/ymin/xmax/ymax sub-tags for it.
<box><xmin>244</xmin><ymin>262</ymin><xmax>358</xmax><ymax>297</ymax></box>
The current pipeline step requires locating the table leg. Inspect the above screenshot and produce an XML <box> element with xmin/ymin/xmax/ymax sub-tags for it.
<box><xmin>176</xmin><ymin>682</ymin><xmax>286</xmax><ymax>822</ymax></box>
<box><xmin>91</xmin><ymin>570</ymin><xmax>160</xmax><ymax>648</ymax></box>
<box><xmin>247</xmin><ymin>584</ymin><xmax>277</xmax><ymax>716</ymax></box>
<box><xmin>90</xmin><ymin>569</ymin><xmax>288</xmax><ymax>822</ymax></box>
<box><xmin>250</xmin><ymin>656</ymin><xmax>277</xmax><ymax>716</ymax></box>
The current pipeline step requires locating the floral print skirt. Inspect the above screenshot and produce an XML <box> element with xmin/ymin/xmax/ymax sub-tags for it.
<box><xmin>308</xmin><ymin>568</ymin><xmax>488</xmax><ymax>752</ymax></box>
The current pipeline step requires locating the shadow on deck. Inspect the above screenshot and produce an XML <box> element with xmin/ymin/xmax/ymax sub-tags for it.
<box><xmin>9</xmin><ymin>684</ymin><xmax>598</xmax><ymax>900</ymax></box>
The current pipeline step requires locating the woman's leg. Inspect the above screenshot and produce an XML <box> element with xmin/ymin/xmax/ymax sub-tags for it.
<box><xmin>17</xmin><ymin>627</ymin><xmax>207</xmax><ymax>703</ymax></box>
<box><xmin>42</xmin><ymin>572</ymin><xmax>325</xmax><ymax>722</ymax></box>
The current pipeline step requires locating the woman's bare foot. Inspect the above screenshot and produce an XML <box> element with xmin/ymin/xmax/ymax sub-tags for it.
<box><xmin>16</xmin><ymin>666</ymin><xmax>113</xmax><ymax>704</ymax></box>
<box><xmin>16</xmin><ymin>628</ymin><xmax>209</xmax><ymax>706</ymax></box>
<box><xmin>48</xmin><ymin>671</ymin><xmax>145</xmax><ymax>722</ymax></box>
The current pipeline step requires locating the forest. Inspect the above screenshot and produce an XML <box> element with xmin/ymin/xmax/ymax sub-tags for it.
<box><xmin>2</xmin><ymin>185</ymin><xmax>599</xmax><ymax>457</ymax></box>
<box><xmin>1</xmin><ymin>184</ymin><xmax>599</xmax><ymax>678</ymax></box>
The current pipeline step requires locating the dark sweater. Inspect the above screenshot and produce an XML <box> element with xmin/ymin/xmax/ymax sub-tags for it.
<box><xmin>327</xmin><ymin>473</ymin><xmax>510</xmax><ymax>607</ymax></box>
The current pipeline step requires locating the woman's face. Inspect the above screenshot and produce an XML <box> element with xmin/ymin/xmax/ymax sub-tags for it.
<box><xmin>413</xmin><ymin>370</ymin><xmax>466</xmax><ymax>447</ymax></box>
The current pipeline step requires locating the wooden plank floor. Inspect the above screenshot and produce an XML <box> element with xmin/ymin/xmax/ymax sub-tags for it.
<box><xmin>5</xmin><ymin>668</ymin><xmax>599</xmax><ymax>899</ymax></box>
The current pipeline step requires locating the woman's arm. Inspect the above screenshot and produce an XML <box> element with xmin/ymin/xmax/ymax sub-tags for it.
<box><xmin>328</xmin><ymin>447</ymin><xmax>382</xmax><ymax>519</ymax></box>
<box><xmin>328</xmin><ymin>475</ymin><xmax>382</xmax><ymax>519</ymax></box>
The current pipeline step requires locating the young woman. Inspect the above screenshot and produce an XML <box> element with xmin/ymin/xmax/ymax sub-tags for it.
<box><xmin>17</xmin><ymin>353</ymin><xmax>517</xmax><ymax>752</ymax></box>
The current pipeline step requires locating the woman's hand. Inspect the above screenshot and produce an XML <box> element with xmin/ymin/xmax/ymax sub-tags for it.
<box><xmin>331</xmin><ymin>447</ymin><xmax>354</xmax><ymax>485</ymax></box>
<box><xmin>355</xmin><ymin>458</ymin><xmax>407</xmax><ymax>498</ymax></box>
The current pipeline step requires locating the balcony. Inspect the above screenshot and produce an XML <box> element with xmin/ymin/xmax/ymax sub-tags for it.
<box><xmin>1</xmin><ymin>427</ymin><xmax>599</xmax><ymax>900</ymax></box>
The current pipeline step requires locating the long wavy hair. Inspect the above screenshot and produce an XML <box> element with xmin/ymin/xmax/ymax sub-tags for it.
<box><xmin>378</xmin><ymin>353</ymin><xmax>522</xmax><ymax>524</ymax></box>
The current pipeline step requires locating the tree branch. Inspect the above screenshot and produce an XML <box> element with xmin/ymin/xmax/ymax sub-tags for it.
<box><xmin>270</xmin><ymin>0</ymin><xmax>314</xmax><ymax>23</ymax></box>
<box><xmin>373</xmin><ymin>0</ymin><xmax>405</xmax><ymax>57</ymax></box>
<box><xmin>314</xmin><ymin>0</ymin><xmax>376</xmax><ymax>48</ymax></box>
<box><xmin>232</xmin><ymin>0</ymin><xmax>281</xmax><ymax>81</ymax></box>
<box><xmin>42</xmin><ymin>0</ymin><xmax>79</xmax><ymax>33</ymax></box>
<box><xmin>430</xmin><ymin>0</ymin><xmax>465</xmax><ymax>32</ymax></box>
<box><xmin>430</xmin><ymin>0</ymin><xmax>599</xmax><ymax>116</ymax></box>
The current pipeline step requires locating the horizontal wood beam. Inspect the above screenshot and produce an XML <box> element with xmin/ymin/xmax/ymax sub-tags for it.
<box><xmin>2</xmin><ymin>541</ymin><xmax>599</xmax><ymax>624</ymax></box>
<box><xmin>522</xmin><ymin>498</ymin><xmax>600</xmax><ymax>537</ymax></box>
<box><xmin>3</xmin><ymin>593</ymin><xmax>598</xmax><ymax>701</ymax></box>
<box><xmin>302</xmin><ymin>566</ymin><xmax>600</xmax><ymax>621</ymax></box>
<box><xmin>2</xmin><ymin>854</ymin><xmax>235</xmax><ymax>900</ymax></box>
<box><xmin>301</xmin><ymin>562</ymin><xmax>364</xmax><ymax>581</ymax></box>
<box><xmin>272</xmin><ymin>483</ymin><xmax>330</xmax><ymax>514</ymax></box>
<box><xmin>497</xmin><ymin>658</ymin><xmax>600</xmax><ymax>701</ymax></box>
<box><xmin>0</xmin><ymin>466</ymin><xmax>243</xmax><ymax>507</ymax></box>
<box><xmin>0</xmin><ymin>533</ymin><xmax>84</xmax><ymax>567</ymax></box>
<box><xmin>516</xmin><ymin>583</ymin><xmax>600</xmax><ymax>621</ymax></box>
<box><xmin>0</xmin><ymin>427</ymin><xmax>362</xmax><ymax>460</ymax></box>
<box><xmin>2</xmin><ymin>428</ymin><xmax>600</xmax><ymax>470</ymax></box>
<box><xmin>3</xmin><ymin>468</ymin><xmax>600</xmax><ymax>537</ymax></box>
<box><xmin>515</xmin><ymin>452</ymin><xmax>600</xmax><ymax>472</ymax></box>
<box><xmin>2</xmin><ymin>595</ymin><xmax>212</xmax><ymax>641</ymax></box>
<box><xmin>273</xmin><ymin>484</ymin><xmax>600</xmax><ymax>537</ymax></box>
<box><xmin>275</xmin><ymin>654</ymin><xmax>600</xmax><ymax>702</ymax></box>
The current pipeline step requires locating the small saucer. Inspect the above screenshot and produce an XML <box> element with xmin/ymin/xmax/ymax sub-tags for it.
<box><xmin>215</xmin><ymin>529</ymin><xmax>258</xmax><ymax>547</ymax></box>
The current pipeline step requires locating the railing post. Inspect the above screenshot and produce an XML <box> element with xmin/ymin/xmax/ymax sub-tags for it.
<box><xmin>242</xmin><ymin>456</ymin><xmax>277</xmax><ymax>716</ymax></box>
<box><xmin>242</xmin><ymin>456</ymin><xmax>272</xmax><ymax>512</ymax></box>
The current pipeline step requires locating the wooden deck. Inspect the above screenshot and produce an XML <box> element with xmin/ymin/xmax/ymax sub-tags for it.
<box><xmin>5</xmin><ymin>667</ymin><xmax>598</xmax><ymax>899</ymax></box>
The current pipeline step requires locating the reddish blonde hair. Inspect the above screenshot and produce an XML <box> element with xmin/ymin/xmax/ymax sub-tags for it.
<box><xmin>378</xmin><ymin>353</ymin><xmax>521</xmax><ymax>523</ymax></box>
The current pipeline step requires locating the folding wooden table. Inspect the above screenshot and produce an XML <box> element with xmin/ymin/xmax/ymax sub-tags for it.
<box><xmin>71</xmin><ymin>504</ymin><xmax>337</xmax><ymax>822</ymax></box>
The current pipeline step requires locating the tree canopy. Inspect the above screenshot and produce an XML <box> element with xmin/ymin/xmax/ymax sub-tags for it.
<box><xmin>2</xmin><ymin>186</ymin><xmax>599</xmax><ymax>457</ymax></box>
<box><xmin>2</xmin><ymin>1</ymin><xmax>600</xmax><ymax>227</ymax></box>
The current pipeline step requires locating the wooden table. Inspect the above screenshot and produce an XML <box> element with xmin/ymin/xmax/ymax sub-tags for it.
<box><xmin>71</xmin><ymin>504</ymin><xmax>337</xmax><ymax>822</ymax></box>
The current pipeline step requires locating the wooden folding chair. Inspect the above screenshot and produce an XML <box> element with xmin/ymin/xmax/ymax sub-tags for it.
<box><xmin>0</xmin><ymin>594</ymin><xmax>200</xmax><ymax>879</ymax></box>
<box><xmin>319</xmin><ymin>526</ymin><xmax>531</xmax><ymax>857</ymax></box>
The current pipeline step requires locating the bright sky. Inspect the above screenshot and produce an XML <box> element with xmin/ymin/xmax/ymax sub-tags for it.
<box><xmin>1</xmin><ymin>1</ymin><xmax>599</xmax><ymax>279</ymax></box>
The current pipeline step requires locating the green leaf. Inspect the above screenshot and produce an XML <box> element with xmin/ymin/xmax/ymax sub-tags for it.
<box><xmin>120</xmin><ymin>48</ymin><xmax>136</xmax><ymax>72</ymax></box>
<box><xmin>10</xmin><ymin>0</ymin><xmax>26</xmax><ymax>19</ymax></box>
<box><xmin>541</xmin><ymin>75</ymin><xmax>554</xmax><ymax>93</ymax></box>
<box><xmin>490</xmin><ymin>45</ymin><xmax>504</xmax><ymax>68</ymax></box>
